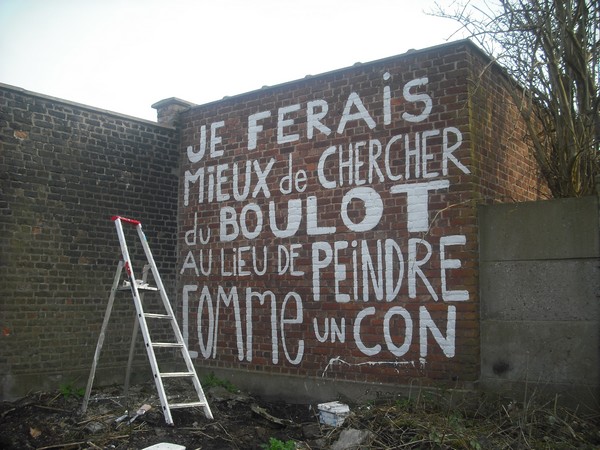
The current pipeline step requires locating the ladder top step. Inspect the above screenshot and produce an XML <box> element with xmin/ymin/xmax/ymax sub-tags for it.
<box><xmin>169</xmin><ymin>401</ymin><xmax>208</xmax><ymax>409</ymax></box>
<box><xmin>160</xmin><ymin>372</ymin><xmax>195</xmax><ymax>378</ymax></box>
<box><xmin>112</xmin><ymin>215</ymin><xmax>141</xmax><ymax>226</ymax></box>
<box><xmin>118</xmin><ymin>280</ymin><xmax>158</xmax><ymax>291</ymax></box>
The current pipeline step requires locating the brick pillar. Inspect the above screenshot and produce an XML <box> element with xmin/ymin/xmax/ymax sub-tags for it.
<box><xmin>151</xmin><ymin>97</ymin><xmax>195</xmax><ymax>127</ymax></box>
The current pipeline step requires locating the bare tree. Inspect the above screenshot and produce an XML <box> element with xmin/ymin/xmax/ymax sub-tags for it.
<box><xmin>436</xmin><ymin>0</ymin><xmax>599</xmax><ymax>197</ymax></box>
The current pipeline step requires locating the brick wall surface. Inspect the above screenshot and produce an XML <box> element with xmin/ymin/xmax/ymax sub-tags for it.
<box><xmin>0</xmin><ymin>85</ymin><xmax>179</xmax><ymax>399</ymax></box>
<box><xmin>176</xmin><ymin>41</ymin><xmax>545</xmax><ymax>389</ymax></box>
<box><xmin>0</xmin><ymin>40</ymin><xmax>548</xmax><ymax>401</ymax></box>
<box><xmin>466</xmin><ymin>54</ymin><xmax>549</xmax><ymax>202</ymax></box>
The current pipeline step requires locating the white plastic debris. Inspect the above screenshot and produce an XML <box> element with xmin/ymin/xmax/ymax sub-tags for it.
<box><xmin>141</xmin><ymin>444</ymin><xmax>186</xmax><ymax>450</ymax></box>
<box><xmin>317</xmin><ymin>401</ymin><xmax>350</xmax><ymax>427</ymax></box>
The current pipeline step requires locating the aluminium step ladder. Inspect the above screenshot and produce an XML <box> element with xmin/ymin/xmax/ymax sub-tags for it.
<box><xmin>81</xmin><ymin>215</ymin><xmax>213</xmax><ymax>425</ymax></box>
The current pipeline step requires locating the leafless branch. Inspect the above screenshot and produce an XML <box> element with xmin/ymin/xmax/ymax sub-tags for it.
<box><xmin>432</xmin><ymin>0</ymin><xmax>600</xmax><ymax>197</ymax></box>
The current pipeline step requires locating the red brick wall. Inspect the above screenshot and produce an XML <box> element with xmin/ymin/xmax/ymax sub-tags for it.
<box><xmin>466</xmin><ymin>52</ymin><xmax>549</xmax><ymax>203</ymax></box>
<box><xmin>177</xmin><ymin>41</ymin><xmax>540</xmax><ymax>388</ymax></box>
<box><xmin>0</xmin><ymin>84</ymin><xmax>179</xmax><ymax>399</ymax></box>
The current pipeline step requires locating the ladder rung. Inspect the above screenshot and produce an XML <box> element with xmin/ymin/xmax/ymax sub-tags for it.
<box><xmin>160</xmin><ymin>372</ymin><xmax>195</xmax><ymax>378</ymax></box>
<box><xmin>152</xmin><ymin>342</ymin><xmax>184</xmax><ymax>348</ymax></box>
<box><xmin>169</xmin><ymin>401</ymin><xmax>207</xmax><ymax>409</ymax></box>
<box><xmin>144</xmin><ymin>313</ymin><xmax>172</xmax><ymax>319</ymax></box>
<box><xmin>137</xmin><ymin>286</ymin><xmax>158</xmax><ymax>292</ymax></box>
<box><xmin>118</xmin><ymin>281</ymin><xmax>158</xmax><ymax>291</ymax></box>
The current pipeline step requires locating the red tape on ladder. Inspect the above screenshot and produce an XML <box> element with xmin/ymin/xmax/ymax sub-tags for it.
<box><xmin>111</xmin><ymin>216</ymin><xmax>141</xmax><ymax>226</ymax></box>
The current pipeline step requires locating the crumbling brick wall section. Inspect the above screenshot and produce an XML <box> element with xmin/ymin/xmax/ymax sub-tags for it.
<box><xmin>0</xmin><ymin>84</ymin><xmax>179</xmax><ymax>400</ymax></box>
<box><xmin>176</xmin><ymin>40</ymin><xmax>546</xmax><ymax>392</ymax></box>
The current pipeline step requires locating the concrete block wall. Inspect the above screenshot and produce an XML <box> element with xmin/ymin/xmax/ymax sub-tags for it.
<box><xmin>0</xmin><ymin>84</ymin><xmax>179</xmax><ymax>399</ymax></box>
<box><xmin>175</xmin><ymin>40</ymin><xmax>545</xmax><ymax>397</ymax></box>
<box><xmin>479</xmin><ymin>196</ymin><xmax>600</xmax><ymax>409</ymax></box>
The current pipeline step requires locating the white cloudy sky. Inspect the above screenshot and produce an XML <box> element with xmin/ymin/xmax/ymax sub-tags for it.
<box><xmin>0</xmin><ymin>0</ymin><xmax>466</xmax><ymax>121</ymax></box>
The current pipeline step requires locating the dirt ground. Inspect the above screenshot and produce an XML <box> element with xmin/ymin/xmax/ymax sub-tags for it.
<box><xmin>0</xmin><ymin>380</ymin><xmax>319</xmax><ymax>449</ymax></box>
<box><xmin>2</xmin><ymin>379</ymin><xmax>600</xmax><ymax>449</ymax></box>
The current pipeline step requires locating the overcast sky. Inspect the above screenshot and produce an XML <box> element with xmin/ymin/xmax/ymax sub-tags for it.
<box><xmin>0</xmin><ymin>0</ymin><xmax>465</xmax><ymax>121</ymax></box>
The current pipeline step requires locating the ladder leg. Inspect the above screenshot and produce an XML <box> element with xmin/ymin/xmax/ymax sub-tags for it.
<box><xmin>81</xmin><ymin>261</ymin><xmax>124</xmax><ymax>414</ymax></box>
<box><xmin>124</xmin><ymin>265</ymin><xmax>150</xmax><ymax>407</ymax></box>
<box><xmin>123</xmin><ymin>315</ymin><xmax>139</xmax><ymax>409</ymax></box>
<box><xmin>135</xmin><ymin>225</ymin><xmax>214</xmax><ymax>421</ymax></box>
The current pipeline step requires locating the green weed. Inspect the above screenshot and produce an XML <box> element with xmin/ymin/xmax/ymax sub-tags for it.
<box><xmin>261</xmin><ymin>437</ymin><xmax>296</xmax><ymax>450</ymax></box>
<box><xmin>59</xmin><ymin>382</ymin><xmax>85</xmax><ymax>399</ymax></box>
<box><xmin>201</xmin><ymin>372</ymin><xmax>237</xmax><ymax>393</ymax></box>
